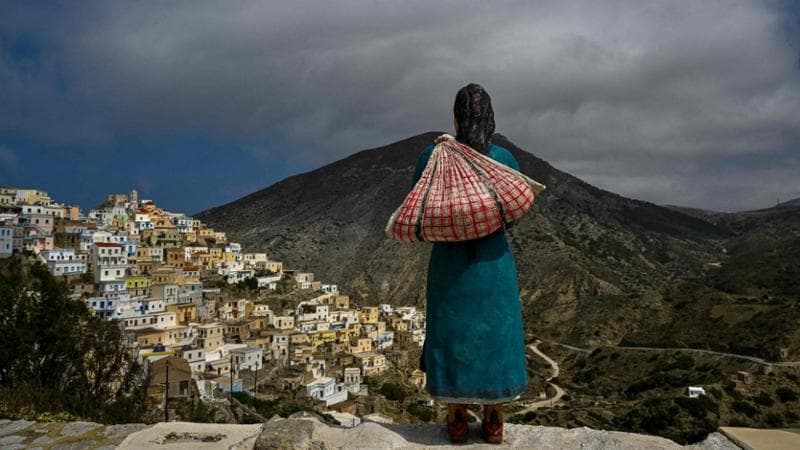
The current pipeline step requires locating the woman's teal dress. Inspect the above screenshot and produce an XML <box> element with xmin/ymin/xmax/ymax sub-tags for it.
<box><xmin>413</xmin><ymin>141</ymin><xmax>528</xmax><ymax>404</ymax></box>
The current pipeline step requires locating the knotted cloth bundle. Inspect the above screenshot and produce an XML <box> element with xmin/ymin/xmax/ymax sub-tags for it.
<box><xmin>386</xmin><ymin>134</ymin><xmax>546</xmax><ymax>242</ymax></box>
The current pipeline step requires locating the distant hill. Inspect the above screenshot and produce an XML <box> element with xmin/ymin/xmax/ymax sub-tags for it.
<box><xmin>197</xmin><ymin>132</ymin><xmax>800</xmax><ymax>359</ymax></box>
<box><xmin>777</xmin><ymin>196</ymin><xmax>800</xmax><ymax>209</ymax></box>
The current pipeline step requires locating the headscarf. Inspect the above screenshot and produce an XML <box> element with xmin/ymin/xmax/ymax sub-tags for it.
<box><xmin>453</xmin><ymin>83</ymin><xmax>497</xmax><ymax>262</ymax></box>
<box><xmin>453</xmin><ymin>83</ymin><xmax>495</xmax><ymax>155</ymax></box>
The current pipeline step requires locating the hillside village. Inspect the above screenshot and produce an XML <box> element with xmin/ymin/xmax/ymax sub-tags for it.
<box><xmin>0</xmin><ymin>186</ymin><xmax>428</xmax><ymax>425</ymax></box>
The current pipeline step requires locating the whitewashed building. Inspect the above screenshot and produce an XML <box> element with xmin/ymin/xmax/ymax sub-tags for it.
<box><xmin>91</xmin><ymin>242</ymin><xmax>128</xmax><ymax>283</ymax></box>
<box><xmin>231</xmin><ymin>347</ymin><xmax>264</xmax><ymax>371</ymax></box>
<box><xmin>305</xmin><ymin>376</ymin><xmax>348</xmax><ymax>406</ymax></box>
<box><xmin>40</xmin><ymin>248</ymin><xmax>86</xmax><ymax>276</ymax></box>
<box><xmin>0</xmin><ymin>225</ymin><xmax>15</xmax><ymax>258</ymax></box>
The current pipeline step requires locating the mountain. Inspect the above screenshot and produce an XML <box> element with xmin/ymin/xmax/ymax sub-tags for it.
<box><xmin>777</xmin><ymin>196</ymin><xmax>800</xmax><ymax>209</ymax></box>
<box><xmin>196</xmin><ymin>132</ymin><xmax>800</xmax><ymax>359</ymax></box>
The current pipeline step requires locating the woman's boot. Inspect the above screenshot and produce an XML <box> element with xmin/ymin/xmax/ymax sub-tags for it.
<box><xmin>446</xmin><ymin>403</ymin><xmax>469</xmax><ymax>443</ymax></box>
<box><xmin>481</xmin><ymin>403</ymin><xmax>503</xmax><ymax>444</ymax></box>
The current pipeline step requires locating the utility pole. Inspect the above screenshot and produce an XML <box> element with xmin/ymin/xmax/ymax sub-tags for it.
<box><xmin>254</xmin><ymin>361</ymin><xmax>259</xmax><ymax>396</ymax></box>
<box><xmin>164</xmin><ymin>360</ymin><xmax>170</xmax><ymax>422</ymax></box>
<box><xmin>229</xmin><ymin>355</ymin><xmax>234</xmax><ymax>403</ymax></box>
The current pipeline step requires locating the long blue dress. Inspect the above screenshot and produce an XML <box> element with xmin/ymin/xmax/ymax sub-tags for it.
<box><xmin>414</xmin><ymin>141</ymin><xmax>528</xmax><ymax>404</ymax></box>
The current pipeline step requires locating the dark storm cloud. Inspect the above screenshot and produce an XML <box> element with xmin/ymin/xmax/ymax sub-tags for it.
<box><xmin>1</xmin><ymin>0</ymin><xmax>798</xmax><ymax>211</ymax></box>
<box><xmin>0</xmin><ymin>146</ymin><xmax>20</xmax><ymax>174</ymax></box>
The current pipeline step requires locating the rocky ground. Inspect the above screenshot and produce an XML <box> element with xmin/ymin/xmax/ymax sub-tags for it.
<box><xmin>0</xmin><ymin>412</ymin><xmax>745</xmax><ymax>449</ymax></box>
<box><xmin>0</xmin><ymin>419</ymin><xmax>148</xmax><ymax>449</ymax></box>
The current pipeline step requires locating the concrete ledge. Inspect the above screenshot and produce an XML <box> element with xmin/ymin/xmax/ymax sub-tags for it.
<box><xmin>719</xmin><ymin>427</ymin><xmax>800</xmax><ymax>450</ymax></box>
<box><xmin>118</xmin><ymin>422</ymin><xmax>264</xmax><ymax>449</ymax></box>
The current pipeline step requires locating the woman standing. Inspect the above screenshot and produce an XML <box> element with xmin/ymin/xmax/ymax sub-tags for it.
<box><xmin>413</xmin><ymin>83</ymin><xmax>528</xmax><ymax>444</ymax></box>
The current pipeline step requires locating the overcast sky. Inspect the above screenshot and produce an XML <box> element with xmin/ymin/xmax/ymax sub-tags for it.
<box><xmin>1</xmin><ymin>1</ymin><xmax>799</xmax><ymax>213</ymax></box>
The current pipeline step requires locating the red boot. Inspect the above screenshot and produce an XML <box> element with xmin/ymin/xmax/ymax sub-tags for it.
<box><xmin>447</xmin><ymin>403</ymin><xmax>469</xmax><ymax>443</ymax></box>
<box><xmin>481</xmin><ymin>403</ymin><xmax>503</xmax><ymax>444</ymax></box>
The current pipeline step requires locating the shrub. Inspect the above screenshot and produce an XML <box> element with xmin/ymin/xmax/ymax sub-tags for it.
<box><xmin>776</xmin><ymin>387</ymin><xmax>799</xmax><ymax>403</ymax></box>
<box><xmin>766</xmin><ymin>412</ymin><xmax>783</xmax><ymax>427</ymax></box>
<box><xmin>379</xmin><ymin>382</ymin><xmax>411</xmax><ymax>402</ymax></box>
<box><xmin>753</xmin><ymin>391</ymin><xmax>774</xmax><ymax>407</ymax></box>
<box><xmin>573</xmin><ymin>368</ymin><xmax>598</xmax><ymax>384</ymax></box>
<box><xmin>728</xmin><ymin>417</ymin><xmax>749</xmax><ymax>426</ymax></box>
<box><xmin>663</xmin><ymin>355</ymin><xmax>695</xmax><ymax>371</ymax></box>
<box><xmin>408</xmin><ymin>404</ymin><xmax>434</xmax><ymax>422</ymax></box>
<box><xmin>675</xmin><ymin>395</ymin><xmax>719</xmax><ymax>418</ymax></box>
<box><xmin>523</xmin><ymin>411</ymin><xmax>538</xmax><ymax>421</ymax></box>
<box><xmin>0</xmin><ymin>257</ymin><xmax>145</xmax><ymax>423</ymax></box>
<box><xmin>731</xmin><ymin>400</ymin><xmax>758</xmax><ymax>416</ymax></box>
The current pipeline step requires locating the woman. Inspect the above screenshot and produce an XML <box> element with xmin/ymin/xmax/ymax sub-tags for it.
<box><xmin>413</xmin><ymin>83</ymin><xmax>528</xmax><ymax>444</ymax></box>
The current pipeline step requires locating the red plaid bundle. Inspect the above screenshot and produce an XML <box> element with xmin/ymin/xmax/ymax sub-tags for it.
<box><xmin>386</xmin><ymin>134</ymin><xmax>546</xmax><ymax>242</ymax></box>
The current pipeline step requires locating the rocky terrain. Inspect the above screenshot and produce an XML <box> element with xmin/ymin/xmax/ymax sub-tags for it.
<box><xmin>0</xmin><ymin>414</ymin><xmax>744</xmax><ymax>449</ymax></box>
<box><xmin>196</xmin><ymin>131</ymin><xmax>800</xmax><ymax>361</ymax></box>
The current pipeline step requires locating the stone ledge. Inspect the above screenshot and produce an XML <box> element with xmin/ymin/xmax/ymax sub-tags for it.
<box><xmin>0</xmin><ymin>415</ymin><xmax>746</xmax><ymax>449</ymax></box>
<box><xmin>251</xmin><ymin>414</ymin><xmax>740</xmax><ymax>450</ymax></box>
<box><xmin>119</xmin><ymin>422</ymin><xmax>263</xmax><ymax>449</ymax></box>
<box><xmin>718</xmin><ymin>427</ymin><xmax>800</xmax><ymax>450</ymax></box>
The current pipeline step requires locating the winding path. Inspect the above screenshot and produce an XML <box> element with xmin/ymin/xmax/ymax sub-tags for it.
<box><xmin>514</xmin><ymin>340</ymin><xmax>566</xmax><ymax>415</ymax></box>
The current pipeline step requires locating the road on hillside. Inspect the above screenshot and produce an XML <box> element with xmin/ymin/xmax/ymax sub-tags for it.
<box><xmin>547</xmin><ymin>341</ymin><xmax>800</xmax><ymax>367</ymax></box>
<box><xmin>514</xmin><ymin>340</ymin><xmax>566</xmax><ymax>416</ymax></box>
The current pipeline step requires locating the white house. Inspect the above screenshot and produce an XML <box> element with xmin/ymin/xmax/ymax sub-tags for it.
<box><xmin>227</xmin><ymin>270</ymin><xmax>254</xmax><ymax>284</ymax></box>
<box><xmin>329</xmin><ymin>310</ymin><xmax>358</xmax><ymax>329</ymax></box>
<box><xmin>40</xmin><ymin>248</ymin><xmax>86</xmax><ymax>276</ymax></box>
<box><xmin>86</xmin><ymin>296</ymin><xmax>119</xmax><ymax>319</ymax></box>
<box><xmin>225</xmin><ymin>243</ymin><xmax>242</xmax><ymax>256</ymax></box>
<box><xmin>375</xmin><ymin>331</ymin><xmax>394</xmax><ymax>350</ymax></box>
<box><xmin>296</xmin><ymin>303</ymin><xmax>329</xmax><ymax>322</ymax></box>
<box><xmin>0</xmin><ymin>226</ymin><xmax>13</xmax><ymax>258</ymax></box>
<box><xmin>687</xmin><ymin>386</ymin><xmax>706</xmax><ymax>398</ymax></box>
<box><xmin>181</xmin><ymin>348</ymin><xmax>206</xmax><ymax>374</ymax></box>
<box><xmin>242</xmin><ymin>253</ymin><xmax>268</xmax><ymax>265</ymax></box>
<box><xmin>124</xmin><ymin>312</ymin><xmax>177</xmax><ymax>330</ymax></box>
<box><xmin>40</xmin><ymin>248</ymin><xmax>76</xmax><ymax>262</ymax></box>
<box><xmin>91</xmin><ymin>242</ymin><xmax>128</xmax><ymax>283</ymax></box>
<box><xmin>354</xmin><ymin>352</ymin><xmax>387</xmax><ymax>376</ymax></box>
<box><xmin>305</xmin><ymin>376</ymin><xmax>348</xmax><ymax>406</ymax></box>
<box><xmin>256</xmin><ymin>275</ymin><xmax>281</xmax><ymax>290</ymax></box>
<box><xmin>263</xmin><ymin>330</ymin><xmax>291</xmax><ymax>362</ymax></box>
<box><xmin>272</xmin><ymin>315</ymin><xmax>295</xmax><ymax>330</ymax></box>
<box><xmin>252</xmin><ymin>305</ymin><xmax>274</xmax><ymax>326</ymax></box>
<box><xmin>343</xmin><ymin>367</ymin><xmax>362</xmax><ymax>394</ymax></box>
<box><xmin>231</xmin><ymin>347</ymin><xmax>263</xmax><ymax>371</ymax></box>
<box><xmin>142</xmin><ymin>298</ymin><xmax>166</xmax><ymax>314</ymax></box>
<box><xmin>184</xmin><ymin>246</ymin><xmax>208</xmax><ymax>261</ymax></box>
<box><xmin>87</xmin><ymin>280</ymin><xmax>130</xmax><ymax>319</ymax></box>
<box><xmin>297</xmin><ymin>320</ymin><xmax>331</xmax><ymax>334</ymax></box>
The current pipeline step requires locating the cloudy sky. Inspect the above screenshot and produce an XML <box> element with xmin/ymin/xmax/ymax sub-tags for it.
<box><xmin>1</xmin><ymin>1</ymin><xmax>799</xmax><ymax>213</ymax></box>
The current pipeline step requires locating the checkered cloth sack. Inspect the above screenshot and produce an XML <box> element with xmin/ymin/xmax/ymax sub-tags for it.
<box><xmin>386</xmin><ymin>134</ymin><xmax>546</xmax><ymax>242</ymax></box>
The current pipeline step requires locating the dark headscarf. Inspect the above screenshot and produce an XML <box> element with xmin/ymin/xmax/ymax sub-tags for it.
<box><xmin>453</xmin><ymin>83</ymin><xmax>497</xmax><ymax>263</ymax></box>
<box><xmin>454</xmin><ymin>83</ymin><xmax>495</xmax><ymax>155</ymax></box>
